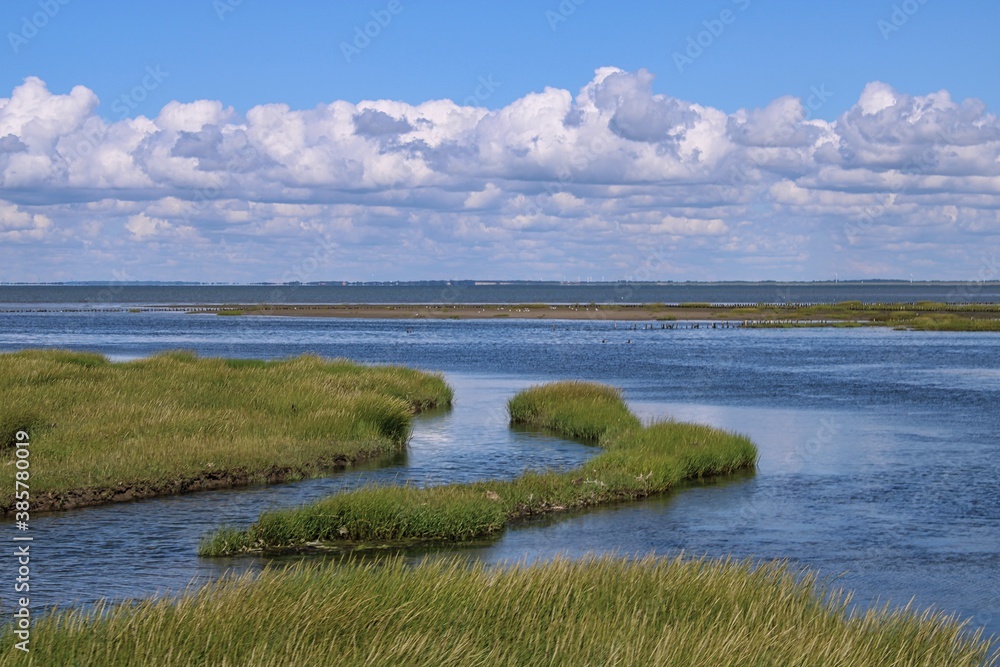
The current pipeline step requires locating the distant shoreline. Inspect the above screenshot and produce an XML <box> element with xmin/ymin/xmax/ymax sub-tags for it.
<box><xmin>3</xmin><ymin>302</ymin><xmax>999</xmax><ymax>330</ymax></box>
<box><xmin>193</xmin><ymin>302</ymin><xmax>1000</xmax><ymax>331</ymax></box>
<box><xmin>4</xmin><ymin>282</ymin><xmax>1000</xmax><ymax>308</ymax></box>
<box><xmin>210</xmin><ymin>303</ymin><xmax>711</xmax><ymax>320</ymax></box>
<box><xmin>4</xmin><ymin>280</ymin><xmax>1000</xmax><ymax>286</ymax></box>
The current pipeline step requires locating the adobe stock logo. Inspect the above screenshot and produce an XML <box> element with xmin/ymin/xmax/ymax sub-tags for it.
<box><xmin>7</xmin><ymin>0</ymin><xmax>72</xmax><ymax>54</ymax></box>
<box><xmin>213</xmin><ymin>0</ymin><xmax>244</xmax><ymax>21</ymax></box>
<box><xmin>672</xmin><ymin>0</ymin><xmax>751</xmax><ymax>74</ymax></box>
<box><xmin>877</xmin><ymin>0</ymin><xmax>931</xmax><ymax>40</ymax></box>
<box><xmin>461</xmin><ymin>75</ymin><xmax>501</xmax><ymax>107</ymax></box>
<box><xmin>111</xmin><ymin>66</ymin><xmax>170</xmax><ymax>120</ymax></box>
<box><xmin>340</xmin><ymin>1</ymin><xmax>404</xmax><ymax>63</ymax></box>
<box><xmin>545</xmin><ymin>0</ymin><xmax>586</xmax><ymax>31</ymax></box>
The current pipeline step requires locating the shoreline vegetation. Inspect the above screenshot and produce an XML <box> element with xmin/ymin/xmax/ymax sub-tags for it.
<box><xmin>191</xmin><ymin>301</ymin><xmax>1000</xmax><ymax>331</ymax></box>
<box><xmin>0</xmin><ymin>350</ymin><xmax>451</xmax><ymax>513</ymax></box>
<box><xmin>2</xmin><ymin>366</ymin><xmax>994</xmax><ymax>665</ymax></box>
<box><xmin>4</xmin><ymin>557</ymin><xmax>993</xmax><ymax>666</ymax></box>
<box><xmin>200</xmin><ymin>381</ymin><xmax>757</xmax><ymax>556</ymax></box>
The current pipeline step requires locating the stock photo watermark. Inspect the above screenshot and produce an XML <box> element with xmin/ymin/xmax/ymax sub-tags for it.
<box><xmin>545</xmin><ymin>0</ymin><xmax>586</xmax><ymax>31</ymax></box>
<box><xmin>85</xmin><ymin>268</ymin><xmax>134</xmax><ymax>306</ymax></box>
<box><xmin>461</xmin><ymin>75</ymin><xmax>502</xmax><ymax>107</ymax></box>
<box><xmin>945</xmin><ymin>253</ymin><xmax>999</xmax><ymax>302</ymax></box>
<box><xmin>727</xmin><ymin>82</ymin><xmax>834</xmax><ymax>191</ymax></box>
<box><xmin>727</xmin><ymin>80</ymin><xmax>836</xmax><ymax>301</ymax></box>
<box><xmin>110</xmin><ymin>65</ymin><xmax>170</xmax><ymax>120</ymax></box>
<box><xmin>842</xmin><ymin>121</ymin><xmax>962</xmax><ymax>244</ymax></box>
<box><xmin>340</xmin><ymin>0</ymin><xmax>403</xmax><ymax>63</ymax></box>
<box><xmin>785</xmin><ymin>417</ymin><xmax>839</xmax><ymax>467</ymax></box>
<box><xmin>838</xmin><ymin>82</ymin><xmax>979</xmax><ymax>245</ymax></box>
<box><xmin>7</xmin><ymin>0</ymin><xmax>71</xmax><ymax>54</ymax></box>
<box><xmin>213</xmin><ymin>0</ymin><xmax>244</xmax><ymax>22</ymax></box>
<box><xmin>175</xmin><ymin>140</ymin><xmax>262</xmax><ymax>229</ymax></box>
<box><xmin>877</xmin><ymin>0</ymin><xmax>931</xmax><ymax>40</ymax></box>
<box><xmin>11</xmin><ymin>430</ymin><xmax>33</xmax><ymax>653</ymax></box>
<box><xmin>672</xmin><ymin>0</ymin><xmax>751</xmax><ymax>73</ymax></box>
<box><xmin>612</xmin><ymin>243</ymin><xmax>672</xmax><ymax>303</ymax></box>
<box><xmin>61</xmin><ymin>66</ymin><xmax>170</xmax><ymax>165</ymax></box>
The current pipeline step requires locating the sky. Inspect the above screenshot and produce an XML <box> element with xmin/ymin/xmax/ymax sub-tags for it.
<box><xmin>1</xmin><ymin>0</ymin><xmax>998</xmax><ymax>282</ymax></box>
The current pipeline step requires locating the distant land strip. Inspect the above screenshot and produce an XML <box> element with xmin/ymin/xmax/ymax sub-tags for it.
<box><xmin>185</xmin><ymin>302</ymin><xmax>1000</xmax><ymax>331</ymax></box>
<box><xmin>2</xmin><ymin>302</ymin><xmax>1000</xmax><ymax>330</ymax></box>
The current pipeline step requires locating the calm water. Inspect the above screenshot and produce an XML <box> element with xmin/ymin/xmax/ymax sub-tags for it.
<box><xmin>2</xmin><ymin>281</ymin><xmax>1000</xmax><ymax>306</ymax></box>
<box><xmin>0</xmin><ymin>310</ymin><xmax>997</xmax><ymax>643</ymax></box>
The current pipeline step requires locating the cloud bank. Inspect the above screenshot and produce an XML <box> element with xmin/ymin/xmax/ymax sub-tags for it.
<box><xmin>1</xmin><ymin>68</ymin><xmax>998</xmax><ymax>281</ymax></box>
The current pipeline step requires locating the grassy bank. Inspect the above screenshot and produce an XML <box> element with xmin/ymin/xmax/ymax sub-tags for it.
<box><xmin>0</xmin><ymin>350</ymin><xmax>451</xmax><ymax>512</ymax></box>
<box><xmin>2</xmin><ymin>555</ymin><xmax>992</xmax><ymax>666</ymax></box>
<box><xmin>738</xmin><ymin>302</ymin><xmax>1000</xmax><ymax>331</ymax></box>
<box><xmin>200</xmin><ymin>301</ymin><xmax>1000</xmax><ymax>330</ymax></box>
<box><xmin>201</xmin><ymin>381</ymin><xmax>756</xmax><ymax>555</ymax></box>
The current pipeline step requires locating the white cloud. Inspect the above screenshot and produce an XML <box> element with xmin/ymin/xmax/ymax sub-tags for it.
<box><xmin>464</xmin><ymin>183</ymin><xmax>503</xmax><ymax>210</ymax></box>
<box><xmin>857</xmin><ymin>82</ymin><xmax>897</xmax><ymax>116</ymax></box>
<box><xmin>728</xmin><ymin>96</ymin><xmax>825</xmax><ymax>148</ymax></box>
<box><xmin>655</xmin><ymin>215</ymin><xmax>729</xmax><ymax>236</ymax></box>
<box><xmin>125</xmin><ymin>213</ymin><xmax>172</xmax><ymax>239</ymax></box>
<box><xmin>0</xmin><ymin>200</ymin><xmax>52</xmax><ymax>242</ymax></box>
<box><xmin>0</xmin><ymin>71</ymin><xmax>997</xmax><ymax>280</ymax></box>
<box><xmin>155</xmin><ymin>100</ymin><xmax>233</xmax><ymax>133</ymax></box>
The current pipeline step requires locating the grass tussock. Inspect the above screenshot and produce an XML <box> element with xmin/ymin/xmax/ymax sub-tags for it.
<box><xmin>506</xmin><ymin>381</ymin><xmax>640</xmax><ymax>439</ymax></box>
<box><xmin>0</xmin><ymin>555</ymin><xmax>992</xmax><ymax>667</ymax></box>
<box><xmin>900</xmin><ymin>313</ymin><xmax>1000</xmax><ymax>331</ymax></box>
<box><xmin>728</xmin><ymin>302</ymin><xmax>1000</xmax><ymax>331</ymax></box>
<box><xmin>201</xmin><ymin>381</ymin><xmax>756</xmax><ymax>555</ymax></box>
<box><xmin>0</xmin><ymin>350</ymin><xmax>451</xmax><ymax>510</ymax></box>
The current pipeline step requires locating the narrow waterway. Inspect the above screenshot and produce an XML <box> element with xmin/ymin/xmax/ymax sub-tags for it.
<box><xmin>15</xmin><ymin>374</ymin><xmax>595</xmax><ymax>607</ymax></box>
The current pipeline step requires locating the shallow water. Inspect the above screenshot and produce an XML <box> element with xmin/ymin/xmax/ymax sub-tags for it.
<box><xmin>14</xmin><ymin>375</ymin><xmax>594</xmax><ymax>606</ymax></box>
<box><xmin>0</xmin><ymin>311</ymin><xmax>997</xmax><ymax>641</ymax></box>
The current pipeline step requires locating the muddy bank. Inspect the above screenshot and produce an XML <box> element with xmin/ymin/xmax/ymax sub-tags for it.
<box><xmin>1</xmin><ymin>453</ymin><xmax>371</xmax><ymax>514</ymax></box>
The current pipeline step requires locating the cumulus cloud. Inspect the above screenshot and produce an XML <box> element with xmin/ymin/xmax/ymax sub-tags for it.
<box><xmin>0</xmin><ymin>71</ymin><xmax>997</xmax><ymax>281</ymax></box>
<box><xmin>124</xmin><ymin>212</ymin><xmax>199</xmax><ymax>241</ymax></box>
<box><xmin>655</xmin><ymin>215</ymin><xmax>729</xmax><ymax>236</ymax></box>
<box><xmin>728</xmin><ymin>96</ymin><xmax>823</xmax><ymax>148</ymax></box>
<box><xmin>463</xmin><ymin>182</ymin><xmax>503</xmax><ymax>210</ymax></box>
<box><xmin>825</xmin><ymin>82</ymin><xmax>1000</xmax><ymax>176</ymax></box>
<box><xmin>353</xmin><ymin>109</ymin><xmax>413</xmax><ymax>137</ymax></box>
<box><xmin>0</xmin><ymin>134</ymin><xmax>28</xmax><ymax>153</ymax></box>
<box><xmin>590</xmin><ymin>68</ymin><xmax>699</xmax><ymax>145</ymax></box>
<box><xmin>0</xmin><ymin>200</ymin><xmax>52</xmax><ymax>242</ymax></box>
<box><xmin>125</xmin><ymin>213</ymin><xmax>170</xmax><ymax>239</ymax></box>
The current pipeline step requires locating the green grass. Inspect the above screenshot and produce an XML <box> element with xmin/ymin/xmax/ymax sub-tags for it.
<box><xmin>0</xmin><ymin>350</ymin><xmax>451</xmax><ymax>510</ymax></box>
<box><xmin>2</xmin><ymin>555</ymin><xmax>992</xmax><ymax>667</ymax></box>
<box><xmin>722</xmin><ymin>302</ymin><xmax>1000</xmax><ymax>330</ymax></box>
<box><xmin>901</xmin><ymin>313</ymin><xmax>1000</xmax><ymax>331</ymax></box>
<box><xmin>506</xmin><ymin>381</ymin><xmax>640</xmax><ymax>439</ymax></box>
<box><xmin>201</xmin><ymin>381</ymin><xmax>756</xmax><ymax>555</ymax></box>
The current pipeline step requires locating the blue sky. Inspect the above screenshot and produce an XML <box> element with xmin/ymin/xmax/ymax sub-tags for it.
<box><xmin>1</xmin><ymin>0</ymin><xmax>998</xmax><ymax>282</ymax></box>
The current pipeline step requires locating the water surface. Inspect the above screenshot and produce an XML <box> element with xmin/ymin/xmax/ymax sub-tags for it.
<box><xmin>2</xmin><ymin>281</ymin><xmax>999</xmax><ymax>306</ymax></box>
<box><xmin>0</xmin><ymin>310</ymin><xmax>996</xmax><ymax>641</ymax></box>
